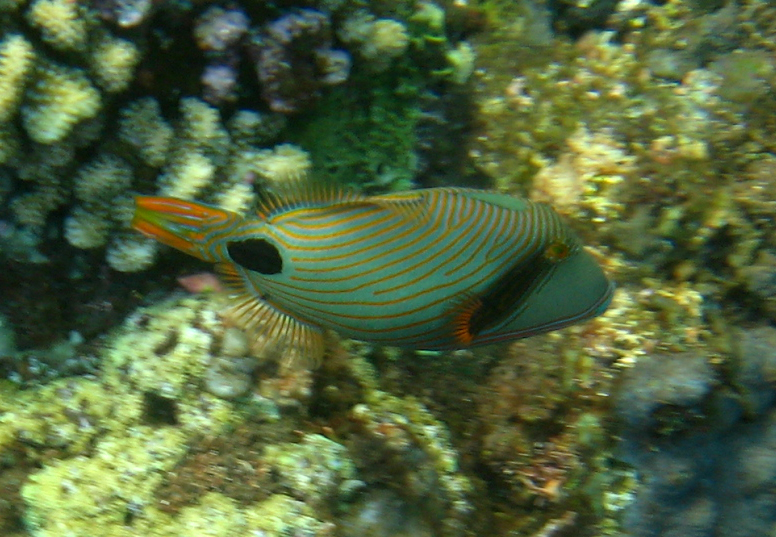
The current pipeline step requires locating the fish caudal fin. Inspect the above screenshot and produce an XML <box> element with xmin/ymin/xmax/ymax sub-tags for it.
<box><xmin>132</xmin><ymin>196</ymin><xmax>237</xmax><ymax>262</ymax></box>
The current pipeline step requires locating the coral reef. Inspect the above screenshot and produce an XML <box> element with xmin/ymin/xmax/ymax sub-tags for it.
<box><xmin>194</xmin><ymin>6</ymin><xmax>249</xmax><ymax>105</ymax></box>
<box><xmin>249</xmin><ymin>9</ymin><xmax>351</xmax><ymax>113</ymax></box>
<box><xmin>0</xmin><ymin>292</ymin><xmax>478</xmax><ymax>536</ymax></box>
<box><xmin>0</xmin><ymin>0</ymin><xmax>478</xmax><ymax>356</ymax></box>
<box><xmin>0</xmin><ymin>34</ymin><xmax>34</xmax><ymax>125</ymax></box>
<box><xmin>615</xmin><ymin>327</ymin><xmax>776</xmax><ymax>537</ymax></box>
<box><xmin>311</xmin><ymin>349</ymin><xmax>475</xmax><ymax>536</ymax></box>
<box><xmin>2</xmin><ymin>0</ymin><xmax>776</xmax><ymax>536</ymax></box>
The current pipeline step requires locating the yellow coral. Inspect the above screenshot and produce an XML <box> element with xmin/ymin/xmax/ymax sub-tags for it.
<box><xmin>179</xmin><ymin>97</ymin><xmax>229</xmax><ymax>158</ymax></box>
<box><xmin>363</xmin><ymin>19</ymin><xmax>410</xmax><ymax>60</ymax></box>
<box><xmin>119</xmin><ymin>97</ymin><xmax>173</xmax><ymax>167</ymax></box>
<box><xmin>0</xmin><ymin>378</ymin><xmax>126</xmax><ymax>460</ymax></box>
<box><xmin>0</xmin><ymin>33</ymin><xmax>35</xmax><ymax>123</ymax></box>
<box><xmin>160</xmin><ymin>151</ymin><xmax>216</xmax><ymax>199</ymax></box>
<box><xmin>22</xmin><ymin>427</ymin><xmax>189</xmax><ymax>536</ymax></box>
<box><xmin>22</xmin><ymin>63</ymin><xmax>101</xmax><ymax>144</ymax></box>
<box><xmin>106</xmin><ymin>235</ymin><xmax>157</xmax><ymax>272</ymax></box>
<box><xmin>216</xmin><ymin>182</ymin><xmax>256</xmax><ymax>214</ymax></box>
<box><xmin>74</xmin><ymin>153</ymin><xmax>133</xmax><ymax>204</ymax></box>
<box><xmin>26</xmin><ymin>0</ymin><xmax>89</xmax><ymax>51</ymax></box>
<box><xmin>91</xmin><ymin>36</ymin><xmax>140</xmax><ymax>93</ymax></box>
<box><xmin>65</xmin><ymin>207</ymin><xmax>110</xmax><ymax>249</ymax></box>
<box><xmin>255</xmin><ymin>144</ymin><xmax>311</xmax><ymax>183</ymax></box>
<box><xmin>8</xmin><ymin>295</ymin><xmax>247</xmax><ymax>536</ymax></box>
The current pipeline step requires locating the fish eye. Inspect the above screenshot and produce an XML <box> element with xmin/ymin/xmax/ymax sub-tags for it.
<box><xmin>226</xmin><ymin>238</ymin><xmax>283</xmax><ymax>275</ymax></box>
<box><xmin>543</xmin><ymin>240</ymin><xmax>571</xmax><ymax>262</ymax></box>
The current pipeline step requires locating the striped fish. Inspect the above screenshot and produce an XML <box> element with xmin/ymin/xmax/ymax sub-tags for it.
<box><xmin>132</xmin><ymin>187</ymin><xmax>613</xmax><ymax>366</ymax></box>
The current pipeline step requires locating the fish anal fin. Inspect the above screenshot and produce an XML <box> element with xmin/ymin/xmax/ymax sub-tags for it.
<box><xmin>215</xmin><ymin>262</ymin><xmax>325</xmax><ymax>369</ymax></box>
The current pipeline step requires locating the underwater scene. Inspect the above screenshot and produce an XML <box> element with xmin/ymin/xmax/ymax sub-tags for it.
<box><xmin>1</xmin><ymin>0</ymin><xmax>775</xmax><ymax>535</ymax></box>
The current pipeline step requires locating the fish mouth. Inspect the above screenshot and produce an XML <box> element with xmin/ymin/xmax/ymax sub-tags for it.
<box><xmin>132</xmin><ymin>196</ymin><xmax>233</xmax><ymax>258</ymax></box>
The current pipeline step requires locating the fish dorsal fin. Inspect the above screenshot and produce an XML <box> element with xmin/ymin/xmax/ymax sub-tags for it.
<box><xmin>441</xmin><ymin>187</ymin><xmax>533</xmax><ymax>213</ymax></box>
<box><xmin>215</xmin><ymin>262</ymin><xmax>325</xmax><ymax>369</ymax></box>
<box><xmin>254</xmin><ymin>181</ymin><xmax>366</xmax><ymax>220</ymax></box>
<box><xmin>367</xmin><ymin>189</ymin><xmax>433</xmax><ymax>222</ymax></box>
<box><xmin>256</xmin><ymin>181</ymin><xmax>433</xmax><ymax>225</ymax></box>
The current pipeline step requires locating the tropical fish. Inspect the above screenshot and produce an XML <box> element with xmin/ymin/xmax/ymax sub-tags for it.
<box><xmin>132</xmin><ymin>187</ymin><xmax>613</xmax><ymax>365</ymax></box>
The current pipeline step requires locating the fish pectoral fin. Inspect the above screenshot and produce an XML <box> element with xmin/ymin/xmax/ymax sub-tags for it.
<box><xmin>448</xmin><ymin>293</ymin><xmax>484</xmax><ymax>347</ymax></box>
<box><xmin>216</xmin><ymin>263</ymin><xmax>325</xmax><ymax>369</ymax></box>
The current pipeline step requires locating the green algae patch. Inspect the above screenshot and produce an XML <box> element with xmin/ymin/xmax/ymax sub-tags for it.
<box><xmin>289</xmin><ymin>71</ymin><xmax>421</xmax><ymax>192</ymax></box>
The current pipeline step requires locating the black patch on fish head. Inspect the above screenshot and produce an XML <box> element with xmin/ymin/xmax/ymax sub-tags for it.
<box><xmin>227</xmin><ymin>238</ymin><xmax>283</xmax><ymax>275</ymax></box>
<box><xmin>469</xmin><ymin>244</ymin><xmax>571</xmax><ymax>337</ymax></box>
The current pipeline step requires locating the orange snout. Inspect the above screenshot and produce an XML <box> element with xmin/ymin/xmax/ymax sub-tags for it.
<box><xmin>132</xmin><ymin>196</ymin><xmax>235</xmax><ymax>261</ymax></box>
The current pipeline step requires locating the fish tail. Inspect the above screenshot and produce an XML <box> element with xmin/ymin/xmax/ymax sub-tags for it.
<box><xmin>132</xmin><ymin>196</ymin><xmax>238</xmax><ymax>262</ymax></box>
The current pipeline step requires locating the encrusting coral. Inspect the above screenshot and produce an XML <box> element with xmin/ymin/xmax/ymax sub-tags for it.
<box><xmin>0</xmin><ymin>291</ymin><xmax>479</xmax><ymax>536</ymax></box>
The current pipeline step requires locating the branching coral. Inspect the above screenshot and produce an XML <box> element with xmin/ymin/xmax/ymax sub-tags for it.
<box><xmin>59</xmin><ymin>94</ymin><xmax>289</xmax><ymax>271</ymax></box>
<box><xmin>90</xmin><ymin>35</ymin><xmax>140</xmax><ymax>93</ymax></box>
<box><xmin>339</xmin><ymin>12</ymin><xmax>410</xmax><ymax>71</ymax></box>
<box><xmin>22</xmin><ymin>62</ymin><xmax>101</xmax><ymax>144</ymax></box>
<box><xmin>194</xmin><ymin>6</ymin><xmax>249</xmax><ymax>104</ymax></box>
<box><xmin>252</xmin><ymin>143</ymin><xmax>312</xmax><ymax>184</ymax></box>
<box><xmin>118</xmin><ymin>97</ymin><xmax>173</xmax><ymax>168</ymax></box>
<box><xmin>64</xmin><ymin>153</ymin><xmax>133</xmax><ymax>250</ymax></box>
<box><xmin>26</xmin><ymin>0</ymin><xmax>90</xmax><ymax>51</ymax></box>
<box><xmin>250</xmin><ymin>9</ymin><xmax>351</xmax><ymax>113</ymax></box>
<box><xmin>0</xmin><ymin>33</ymin><xmax>34</xmax><ymax>123</ymax></box>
